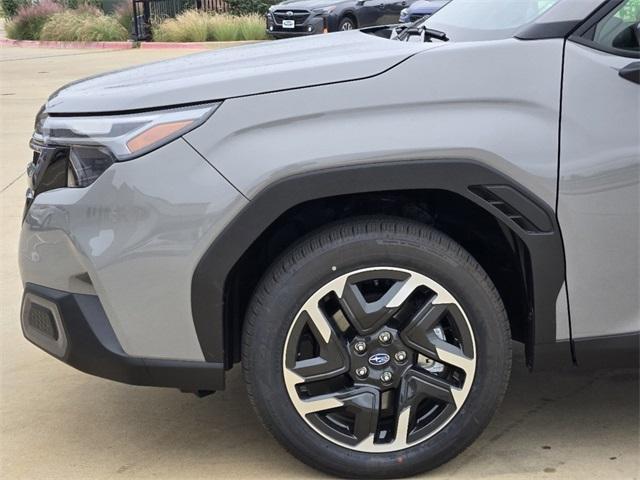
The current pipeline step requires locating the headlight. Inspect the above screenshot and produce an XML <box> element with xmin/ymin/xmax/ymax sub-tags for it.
<box><xmin>33</xmin><ymin>102</ymin><xmax>220</xmax><ymax>161</ymax></box>
<box><xmin>312</xmin><ymin>5</ymin><xmax>336</xmax><ymax>14</ymax></box>
<box><xmin>30</xmin><ymin>102</ymin><xmax>220</xmax><ymax>188</ymax></box>
<box><xmin>400</xmin><ymin>8</ymin><xmax>408</xmax><ymax>17</ymax></box>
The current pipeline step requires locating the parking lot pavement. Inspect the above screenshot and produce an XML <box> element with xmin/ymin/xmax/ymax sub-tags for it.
<box><xmin>1</xmin><ymin>44</ymin><xmax>638</xmax><ymax>480</ymax></box>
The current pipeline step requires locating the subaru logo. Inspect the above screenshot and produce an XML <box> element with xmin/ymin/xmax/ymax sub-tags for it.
<box><xmin>286</xmin><ymin>10</ymin><xmax>293</xmax><ymax>16</ymax></box>
<box><xmin>368</xmin><ymin>353</ymin><xmax>390</xmax><ymax>366</ymax></box>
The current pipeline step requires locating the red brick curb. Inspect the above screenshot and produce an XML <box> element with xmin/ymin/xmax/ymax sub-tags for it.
<box><xmin>0</xmin><ymin>38</ymin><xmax>134</xmax><ymax>49</ymax></box>
<box><xmin>0</xmin><ymin>38</ymin><xmax>263</xmax><ymax>50</ymax></box>
<box><xmin>138</xmin><ymin>40</ymin><xmax>261</xmax><ymax>49</ymax></box>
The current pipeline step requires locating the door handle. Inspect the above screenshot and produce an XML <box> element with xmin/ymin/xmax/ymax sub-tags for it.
<box><xmin>619</xmin><ymin>62</ymin><xmax>640</xmax><ymax>85</ymax></box>
<box><xmin>376</xmin><ymin>3</ymin><xmax>384</xmax><ymax>7</ymax></box>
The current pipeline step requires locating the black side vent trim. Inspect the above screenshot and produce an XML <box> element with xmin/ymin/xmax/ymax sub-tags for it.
<box><xmin>469</xmin><ymin>185</ymin><xmax>554</xmax><ymax>234</ymax></box>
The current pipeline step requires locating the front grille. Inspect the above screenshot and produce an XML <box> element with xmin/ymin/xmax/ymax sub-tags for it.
<box><xmin>272</xmin><ymin>9</ymin><xmax>310</xmax><ymax>24</ymax></box>
<box><xmin>28</xmin><ymin>304</ymin><xmax>59</xmax><ymax>340</ymax></box>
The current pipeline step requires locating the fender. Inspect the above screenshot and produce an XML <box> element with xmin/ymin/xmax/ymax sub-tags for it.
<box><xmin>191</xmin><ymin>159</ymin><xmax>566</xmax><ymax>367</ymax></box>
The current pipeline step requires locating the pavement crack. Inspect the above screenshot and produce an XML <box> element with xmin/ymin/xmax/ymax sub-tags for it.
<box><xmin>1</xmin><ymin>171</ymin><xmax>25</xmax><ymax>193</ymax></box>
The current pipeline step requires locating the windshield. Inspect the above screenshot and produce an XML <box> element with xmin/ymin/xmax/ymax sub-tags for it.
<box><xmin>419</xmin><ymin>0</ymin><xmax>561</xmax><ymax>41</ymax></box>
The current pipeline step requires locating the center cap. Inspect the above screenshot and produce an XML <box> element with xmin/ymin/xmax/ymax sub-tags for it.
<box><xmin>368</xmin><ymin>353</ymin><xmax>390</xmax><ymax>366</ymax></box>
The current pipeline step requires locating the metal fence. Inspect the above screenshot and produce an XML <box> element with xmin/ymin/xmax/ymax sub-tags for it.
<box><xmin>132</xmin><ymin>0</ymin><xmax>230</xmax><ymax>41</ymax></box>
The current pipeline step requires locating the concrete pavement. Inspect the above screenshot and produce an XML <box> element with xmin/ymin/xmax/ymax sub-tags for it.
<box><xmin>1</xmin><ymin>44</ymin><xmax>638</xmax><ymax>480</ymax></box>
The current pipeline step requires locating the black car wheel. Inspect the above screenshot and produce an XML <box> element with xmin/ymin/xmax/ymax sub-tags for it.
<box><xmin>338</xmin><ymin>17</ymin><xmax>356</xmax><ymax>31</ymax></box>
<box><xmin>242</xmin><ymin>217</ymin><xmax>511</xmax><ymax>478</ymax></box>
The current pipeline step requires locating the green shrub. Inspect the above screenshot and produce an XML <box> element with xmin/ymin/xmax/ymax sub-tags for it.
<box><xmin>209</xmin><ymin>13</ymin><xmax>238</xmax><ymax>40</ymax></box>
<box><xmin>40</xmin><ymin>9</ymin><xmax>128</xmax><ymax>41</ymax></box>
<box><xmin>237</xmin><ymin>13</ymin><xmax>267</xmax><ymax>41</ymax></box>
<box><xmin>152</xmin><ymin>10</ymin><xmax>269</xmax><ymax>42</ymax></box>
<box><xmin>225</xmin><ymin>0</ymin><xmax>277</xmax><ymax>16</ymax></box>
<box><xmin>6</xmin><ymin>0</ymin><xmax>62</xmax><ymax>39</ymax></box>
<box><xmin>1</xmin><ymin>0</ymin><xmax>30</xmax><ymax>18</ymax></box>
<box><xmin>152</xmin><ymin>10</ymin><xmax>210</xmax><ymax>41</ymax></box>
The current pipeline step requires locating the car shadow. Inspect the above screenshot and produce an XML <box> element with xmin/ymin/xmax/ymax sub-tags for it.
<box><xmin>54</xmin><ymin>343</ymin><xmax>640</xmax><ymax>478</ymax></box>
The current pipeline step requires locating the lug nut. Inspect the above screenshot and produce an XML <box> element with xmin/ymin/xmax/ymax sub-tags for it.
<box><xmin>378</xmin><ymin>331</ymin><xmax>392</xmax><ymax>344</ymax></box>
<box><xmin>354</xmin><ymin>341</ymin><xmax>367</xmax><ymax>354</ymax></box>
<box><xmin>355</xmin><ymin>366</ymin><xmax>368</xmax><ymax>378</ymax></box>
<box><xmin>395</xmin><ymin>351</ymin><xmax>407</xmax><ymax>362</ymax></box>
<box><xmin>381</xmin><ymin>371</ymin><xmax>393</xmax><ymax>383</ymax></box>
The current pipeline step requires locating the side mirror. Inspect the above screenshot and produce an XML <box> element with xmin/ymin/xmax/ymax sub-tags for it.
<box><xmin>612</xmin><ymin>22</ymin><xmax>640</xmax><ymax>50</ymax></box>
<box><xmin>356</xmin><ymin>0</ymin><xmax>367</xmax><ymax>5</ymax></box>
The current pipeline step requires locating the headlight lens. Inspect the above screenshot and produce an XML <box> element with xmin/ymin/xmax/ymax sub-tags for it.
<box><xmin>32</xmin><ymin>102</ymin><xmax>221</xmax><ymax>161</ymax></box>
<box><xmin>313</xmin><ymin>5</ymin><xmax>336</xmax><ymax>14</ymax></box>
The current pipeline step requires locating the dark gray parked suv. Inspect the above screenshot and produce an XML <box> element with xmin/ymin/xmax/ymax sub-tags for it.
<box><xmin>266</xmin><ymin>0</ymin><xmax>415</xmax><ymax>37</ymax></box>
<box><xmin>19</xmin><ymin>0</ymin><xmax>639</xmax><ymax>477</ymax></box>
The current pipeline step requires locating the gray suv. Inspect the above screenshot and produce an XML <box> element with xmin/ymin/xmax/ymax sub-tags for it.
<box><xmin>19</xmin><ymin>0</ymin><xmax>639</xmax><ymax>477</ymax></box>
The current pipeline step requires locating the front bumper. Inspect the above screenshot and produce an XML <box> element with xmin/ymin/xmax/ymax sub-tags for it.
<box><xmin>266</xmin><ymin>11</ymin><xmax>326</xmax><ymax>37</ymax></box>
<box><xmin>19</xmin><ymin>137</ymin><xmax>248</xmax><ymax>388</ymax></box>
<box><xmin>21</xmin><ymin>283</ymin><xmax>224</xmax><ymax>390</ymax></box>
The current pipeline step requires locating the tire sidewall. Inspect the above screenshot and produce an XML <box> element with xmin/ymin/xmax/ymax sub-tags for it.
<box><xmin>339</xmin><ymin>17</ymin><xmax>356</xmax><ymax>30</ymax></box>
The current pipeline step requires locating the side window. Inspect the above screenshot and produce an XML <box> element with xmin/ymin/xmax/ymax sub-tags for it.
<box><xmin>582</xmin><ymin>0</ymin><xmax>640</xmax><ymax>54</ymax></box>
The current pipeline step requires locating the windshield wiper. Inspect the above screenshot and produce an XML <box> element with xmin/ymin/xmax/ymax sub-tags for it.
<box><xmin>393</xmin><ymin>23</ymin><xmax>449</xmax><ymax>42</ymax></box>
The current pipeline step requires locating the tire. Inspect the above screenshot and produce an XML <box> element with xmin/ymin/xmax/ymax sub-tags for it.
<box><xmin>338</xmin><ymin>17</ymin><xmax>356</xmax><ymax>31</ymax></box>
<box><xmin>242</xmin><ymin>217</ymin><xmax>511</xmax><ymax>478</ymax></box>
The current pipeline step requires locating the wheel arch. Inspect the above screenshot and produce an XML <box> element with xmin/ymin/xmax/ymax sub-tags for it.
<box><xmin>191</xmin><ymin>159</ymin><xmax>566</xmax><ymax>369</ymax></box>
<box><xmin>340</xmin><ymin>10</ymin><xmax>358</xmax><ymax>28</ymax></box>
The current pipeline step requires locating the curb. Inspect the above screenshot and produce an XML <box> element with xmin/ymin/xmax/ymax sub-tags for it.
<box><xmin>0</xmin><ymin>38</ymin><xmax>264</xmax><ymax>50</ymax></box>
<box><xmin>138</xmin><ymin>40</ymin><xmax>262</xmax><ymax>49</ymax></box>
<box><xmin>0</xmin><ymin>38</ymin><xmax>134</xmax><ymax>49</ymax></box>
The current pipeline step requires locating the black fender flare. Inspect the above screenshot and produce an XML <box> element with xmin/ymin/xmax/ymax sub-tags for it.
<box><xmin>191</xmin><ymin>159</ymin><xmax>566</xmax><ymax>367</ymax></box>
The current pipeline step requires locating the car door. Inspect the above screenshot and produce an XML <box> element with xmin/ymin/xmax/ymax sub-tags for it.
<box><xmin>354</xmin><ymin>0</ymin><xmax>387</xmax><ymax>27</ymax></box>
<box><xmin>558</xmin><ymin>0</ymin><xmax>640</xmax><ymax>339</ymax></box>
<box><xmin>383</xmin><ymin>0</ymin><xmax>409</xmax><ymax>24</ymax></box>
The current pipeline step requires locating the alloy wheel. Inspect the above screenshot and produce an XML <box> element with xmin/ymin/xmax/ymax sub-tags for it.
<box><xmin>282</xmin><ymin>267</ymin><xmax>476</xmax><ymax>452</ymax></box>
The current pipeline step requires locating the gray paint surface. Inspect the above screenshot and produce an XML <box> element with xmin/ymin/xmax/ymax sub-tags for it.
<box><xmin>558</xmin><ymin>41</ymin><xmax>640</xmax><ymax>338</ymax></box>
<box><xmin>20</xmin><ymin>139</ymin><xmax>248</xmax><ymax>360</ymax></box>
<box><xmin>187</xmin><ymin>38</ymin><xmax>564</xmax><ymax>209</ymax></box>
<box><xmin>45</xmin><ymin>32</ymin><xmax>436</xmax><ymax>114</ymax></box>
<box><xmin>18</xmin><ymin>0</ymin><xmax>639</xmax><ymax>362</ymax></box>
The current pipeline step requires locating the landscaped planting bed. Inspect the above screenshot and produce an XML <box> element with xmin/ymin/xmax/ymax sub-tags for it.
<box><xmin>2</xmin><ymin>0</ymin><xmax>272</xmax><ymax>43</ymax></box>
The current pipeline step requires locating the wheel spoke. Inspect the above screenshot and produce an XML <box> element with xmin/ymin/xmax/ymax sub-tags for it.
<box><xmin>341</xmin><ymin>387</ymin><xmax>381</xmax><ymax>442</ymax></box>
<box><xmin>306</xmin><ymin>303</ymin><xmax>334</xmax><ymax>344</ymax></box>
<box><xmin>400</xmin><ymin>300</ymin><xmax>474</xmax><ymax>379</ymax></box>
<box><xmin>338</xmin><ymin>271</ymin><xmax>411</xmax><ymax>335</ymax></box>
<box><xmin>357</xmin><ymin>405</ymin><xmax>412</xmax><ymax>451</ymax></box>
<box><xmin>295</xmin><ymin>392</ymin><xmax>346</xmax><ymax>416</ymax></box>
<box><xmin>293</xmin><ymin>386</ymin><xmax>381</xmax><ymax>442</ymax></box>
<box><xmin>399</xmin><ymin>368</ymin><xmax>456</xmax><ymax>408</ymax></box>
<box><xmin>400</xmin><ymin>301</ymin><xmax>449</xmax><ymax>358</ymax></box>
<box><xmin>284</xmin><ymin>308</ymin><xmax>350</xmax><ymax>385</ymax></box>
<box><xmin>430</xmin><ymin>336</ymin><xmax>474</xmax><ymax>377</ymax></box>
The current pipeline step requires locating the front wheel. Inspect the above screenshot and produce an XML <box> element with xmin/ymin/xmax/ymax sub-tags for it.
<box><xmin>242</xmin><ymin>217</ymin><xmax>511</xmax><ymax>478</ymax></box>
<box><xmin>338</xmin><ymin>17</ymin><xmax>356</xmax><ymax>31</ymax></box>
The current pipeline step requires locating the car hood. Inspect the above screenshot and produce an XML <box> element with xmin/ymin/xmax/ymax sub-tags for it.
<box><xmin>46</xmin><ymin>31</ymin><xmax>434</xmax><ymax>114</ymax></box>
<box><xmin>409</xmin><ymin>0</ymin><xmax>449</xmax><ymax>14</ymax></box>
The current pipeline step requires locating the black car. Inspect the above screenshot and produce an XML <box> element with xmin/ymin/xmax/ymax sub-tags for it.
<box><xmin>266</xmin><ymin>0</ymin><xmax>416</xmax><ymax>37</ymax></box>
